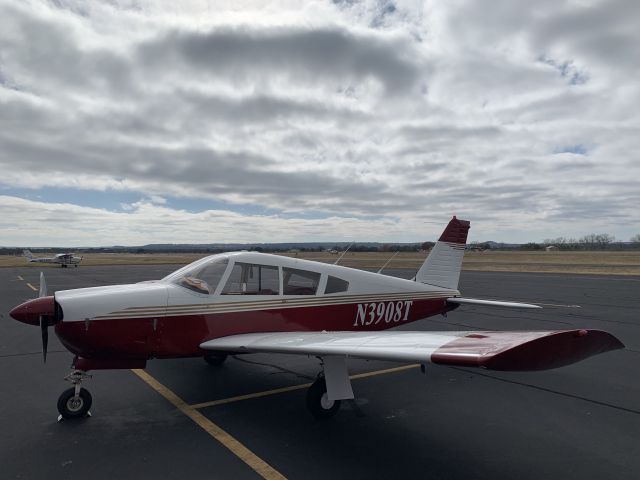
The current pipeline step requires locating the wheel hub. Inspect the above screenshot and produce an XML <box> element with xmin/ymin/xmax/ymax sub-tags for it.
<box><xmin>66</xmin><ymin>396</ymin><xmax>83</xmax><ymax>412</ymax></box>
<box><xmin>320</xmin><ymin>392</ymin><xmax>335</xmax><ymax>410</ymax></box>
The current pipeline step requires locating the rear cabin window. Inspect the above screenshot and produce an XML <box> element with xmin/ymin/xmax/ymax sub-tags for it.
<box><xmin>175</xmin><ymin>258</ymin><xmax>228</xmax><ymax>295</ymax></box>
<box><xmin>283</xmin><ymin>268</ymin><xmax>321</xmax><ymax>295</ymax></box>
<box><xmin>324</xmin><ymin>275</ymin><xmax>349</xmax><ymax>294</ymax></box>
<box><xmin>221</xmin><ymin>263</ymin><xmax>279</xmax><ymax>295</ymax></box>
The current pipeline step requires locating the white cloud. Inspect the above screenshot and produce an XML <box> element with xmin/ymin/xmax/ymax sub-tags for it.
<box><xmin>0</xmin><ymin>195</ymin><xmax>413</xmax><ymax>246</ymax></box>
<box><xmin>0</xmin><ymin>0</ymin><xmax>639</xmax><ymax>245</ymax></box>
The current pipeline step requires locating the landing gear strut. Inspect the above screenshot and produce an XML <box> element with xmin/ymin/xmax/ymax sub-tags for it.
<box><xmin>306</xmin><ymin>356</ymin><xmax>354</xmax><ymax>419</ymax></box>
<box><xmin>57</xmin><ymin>370</ymin><xmax>92</xmax><ymax>420</ymax></box>
<box><xmin>306</xmin><ymin>374</ymin><xmax>341</xmax><ymax>419</ymax></box>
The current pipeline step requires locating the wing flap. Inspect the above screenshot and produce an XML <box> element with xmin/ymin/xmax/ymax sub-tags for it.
<box><xmin>200</xmin><ymin>329</ymin><xmax>623</xmax><ymax>371</ymax></box>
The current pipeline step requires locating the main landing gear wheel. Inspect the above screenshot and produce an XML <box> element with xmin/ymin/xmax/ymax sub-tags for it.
<box><xmin>57</xmin><ymin>387</ymin><xmax>92</xmax><ymax>419</ymax></box>
<box><xmin>204</xmin><ymin>353</ymin><xmax>228</xmax><ymax>366</ymax></box>
<box><xmin>306</xmin><ymin>376</ymin><xmax>341</xmax><ymax>419</ymax></box>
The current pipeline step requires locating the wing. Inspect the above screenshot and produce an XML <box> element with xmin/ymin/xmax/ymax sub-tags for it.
<box><xmin>201</xmin><ymin>329</ymin><xmax>623</xmax><ymax>371</ymax></box>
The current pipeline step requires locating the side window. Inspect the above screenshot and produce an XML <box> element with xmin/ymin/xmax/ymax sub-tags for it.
<box><xmin>222</xmin><ymin>263</ymin><xmax>279</xmax><ymax>295</ymax></box>
<box><xmin>324</xmin><ymin>275</ymin><xmax>349</xmax><ymax>294</ymax></box>
<box><xmin>283</xmin><ymin>267</ymin><xmax>320</xmax><ymax>295</ymax></box>
<box><xmin>175</xmin><ymin>258</ymin><xmax>228</xmax><ymax>295</ymax></box>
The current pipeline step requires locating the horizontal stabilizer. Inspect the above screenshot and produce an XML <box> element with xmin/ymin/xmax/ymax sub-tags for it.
<box><xmin>201</xmin><ymin>329</ymin><xmax>623</xmax><ymax>371</ymax></box>
<box><xmin>447</xmin><ymin>298</ymin><xmax>541</xmax><ymax>309</ymax></box>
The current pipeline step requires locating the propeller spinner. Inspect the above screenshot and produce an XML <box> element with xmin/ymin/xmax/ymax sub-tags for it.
<box><xmin>9</xmin><ymin>272</ymin><xmax>59</xmax><ymax>363</ymax></box>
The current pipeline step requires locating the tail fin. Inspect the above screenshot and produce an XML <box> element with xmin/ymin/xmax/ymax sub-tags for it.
<box><xmin>415</xmin><ymin>216</ymin><xmax>470</xmax><ymax>289</ymax></box>
<box><xmin>23</xmin><ymin>250</ymin><xmax>33</xmax><ymax>260</ymax></box>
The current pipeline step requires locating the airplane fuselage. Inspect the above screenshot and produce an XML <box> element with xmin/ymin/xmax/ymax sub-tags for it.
<box><xmin>47</xmin><ymin>252</ymin><xmax>459</xmax><ymax>369</ymax></box>
<box><xmin>28</xmin><ymin>256</ymin><xmax>82</xmax><ymax>267</ymax></box>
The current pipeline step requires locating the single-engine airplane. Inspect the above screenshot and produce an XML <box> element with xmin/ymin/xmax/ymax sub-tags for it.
<box><xmin>23</xmin><ymin>250</ymin><xmax>83</xmax><ymax>268</ymax></box>
<box><xmin>10</xmin><ymin>217</ymin><xmax>624</xmax><ymax>419</ymax></box>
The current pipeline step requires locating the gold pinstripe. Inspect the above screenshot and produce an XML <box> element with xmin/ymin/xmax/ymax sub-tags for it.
<box><xmin>93</xmin><ymin>291</ymin><xmax>459</xmax><ymax>320</ymax></box>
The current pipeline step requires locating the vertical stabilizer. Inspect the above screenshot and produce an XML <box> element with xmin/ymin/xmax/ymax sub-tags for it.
<box><xmin>415</xmin><ymin>216</ymin><xmax>470</xmax><ymax>289</ymax></box>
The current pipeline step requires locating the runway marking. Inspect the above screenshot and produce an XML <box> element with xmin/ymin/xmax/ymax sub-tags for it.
<box><xmin>17</xmin><ymin>275</ymin><xmax>24</xmax><ymax>281</ymax></box>
<box><xmin>191</xmin><ymin>383</ymin><xmax>312</xmax><ymax>409</ymax></box>
<box><xmin>131</xmin><ymin>369</ymin><xmax>286</xmax><ymax>480</ymax></box>
<box><xmin>191</xmin><ymin>364</ymin><xmax>420</xmax><ymax>410</ymax></box>
<box><xmin>26</xmin><ymin>283</ymin><xmax>38</xmax><ymax>292</ymax></box>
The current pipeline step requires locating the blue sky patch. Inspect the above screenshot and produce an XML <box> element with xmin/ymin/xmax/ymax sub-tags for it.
<box><xmin>554</xmin><ymin>144</ymin><xmax>588</xmax><ymax>155</ymax></box>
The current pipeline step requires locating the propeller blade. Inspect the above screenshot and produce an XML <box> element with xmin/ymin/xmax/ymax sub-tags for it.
<box><xmin>39</xmin><ymin>272</ymin><xmax>47</xmax><ymax>298</ymax></box>
<box><xmin>40</xmin><ymin>315</ymin><xmax>48</xmax><ymax>363</ymax></box>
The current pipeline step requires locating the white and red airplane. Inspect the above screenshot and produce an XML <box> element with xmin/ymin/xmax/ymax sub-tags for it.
<box><xmin>10</xmin><ymin>217</ymin><xmax>624</xmax><ymax>420</ymax></box>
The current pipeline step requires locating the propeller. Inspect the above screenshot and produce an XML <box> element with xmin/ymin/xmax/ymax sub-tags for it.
<box><xmin>38</xmin><ymin>272</ymin><xmax>49</xmax><ymax>363</ymax></box>
<box><xmin>39</xmin><ymin>271</ymin><xmax>47</xmax><ymax>297</ymax></box>
<box><xmin>40</xmin><ymin>315</ymin><xmax>48</xmax><ymax>362</ymax></box>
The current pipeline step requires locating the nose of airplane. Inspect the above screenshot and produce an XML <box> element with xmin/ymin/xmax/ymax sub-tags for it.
<box><xmin>10</xmin><ymin>296</ymin><xmax>56</xmax><ymax>326</ymax></box>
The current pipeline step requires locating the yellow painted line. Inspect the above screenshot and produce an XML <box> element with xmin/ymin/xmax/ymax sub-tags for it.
<box><xmin>131</xmin><ymin>369</ymin><xmax>286</xmax><ymax>480</ymax></box>
<box><xmin>191</xmin><ymin>363</ymin><xmax>421</xmax><ymax>410</ymax></box>
<box><xmin>26</xmin><ymin>283</ymin><xmax>38</xmax><ymax>292</ymax></box>
<box><xmin>191</xmin><ymin>383</ymin><xmax>313</xmax><ymax>409</ymax></box>
<box><xmin>17</xmin><ymin>275</ymin><xmax>24</xmax><ymax>281</ymax></box>
<box><xmin>349</xmin><ymin>363</ymin><xmax>420</xmax><ymax>380</ymax></box>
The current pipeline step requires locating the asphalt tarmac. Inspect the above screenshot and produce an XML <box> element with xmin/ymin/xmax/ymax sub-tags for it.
<box><xmin>0</xmin><ymin>265</ymin><xmax>638</xmax><ymax>480</ymax></box>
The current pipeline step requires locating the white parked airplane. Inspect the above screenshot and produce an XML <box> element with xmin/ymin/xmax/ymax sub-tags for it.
<box><xmin>10</xmin><ymin>217</ymin><xmax>623</xmax><ymax>419</ymax></box>
<box><xmin>23</xmin><ymin>250</ymin><xmax>82</xmax><ymax>268</ymax></box>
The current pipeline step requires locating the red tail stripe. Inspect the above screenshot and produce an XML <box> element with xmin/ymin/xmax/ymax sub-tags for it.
<box><xmin>439</xmin><ymin>216</ymin><xmax>470</xmax><ymax>244</ymax></box>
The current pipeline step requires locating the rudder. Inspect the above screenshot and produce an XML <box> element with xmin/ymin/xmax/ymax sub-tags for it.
<box><xmin>415</xmin><ymin>216</ymin><xmax>470</xmax><ymax>289</ymax></box>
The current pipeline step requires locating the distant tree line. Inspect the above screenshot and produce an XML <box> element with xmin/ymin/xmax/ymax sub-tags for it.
<box><xmin>2</xmin><ymin>234</ymin><xmax>639</xmax><ymax>255</ymax></box>
<box><xmin>521</xmin><ymin>233</ymin><xmax>640</xmax><ymax>251</ymax></box>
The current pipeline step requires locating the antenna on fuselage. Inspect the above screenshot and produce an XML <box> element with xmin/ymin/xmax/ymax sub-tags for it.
<box><xmin>376</xmin><ymin>251</ymin><xmax>399</xmax><ymax>274</ymax></box>
<box><xmin>334</xmin><ymin>242</ymin><xmax>354</xmax><ymax>265</ymax></box>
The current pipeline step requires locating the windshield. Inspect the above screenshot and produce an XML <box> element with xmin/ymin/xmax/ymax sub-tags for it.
<box><xmin>169</xmin><ymin>256</ymin><xmax>229</xmax><ymax>295</ymax></box>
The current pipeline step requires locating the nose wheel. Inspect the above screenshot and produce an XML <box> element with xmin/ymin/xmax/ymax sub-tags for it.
<box><xmin>57</xmin><ymin>370</ymin><xmax>92</xmax><ymax>420</ymax></box>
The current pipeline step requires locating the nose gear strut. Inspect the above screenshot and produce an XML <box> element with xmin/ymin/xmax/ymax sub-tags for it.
<box><xmin>57</xmin><ymin>369</ymin><xmax>93</xmax><ymax>420</ymax></box>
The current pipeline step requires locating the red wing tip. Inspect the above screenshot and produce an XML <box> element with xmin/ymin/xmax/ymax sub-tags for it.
<box><xmin>433</xmin><ymin>330</ymin><xmax>624</xmax><ymax>371</ymax></box>
<box><xmin>485</xmin><ymin>330</ymin><xmax>624</xmax><ymax>371</ymax></box>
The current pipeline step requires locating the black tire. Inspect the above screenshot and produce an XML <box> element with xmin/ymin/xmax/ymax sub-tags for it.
<box><xmin>306</xmin><ymin>377</ymin><xmax>340</xmax><ymax>419</ymax></box>
<box><xmin>57</xmin><ymin>387</ymin><xmax>92</xmax><ymax>419</ymax></box>
<box><xmin>204</xmin><ymin>353</ymin><xmax>228</xmax><ymax>366</ymax></box>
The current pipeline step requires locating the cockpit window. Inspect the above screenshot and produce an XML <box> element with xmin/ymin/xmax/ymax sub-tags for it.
<box><xmin>222</xmin><ymin>263</ymin><xmax>279</xmax><ymax>295</ymax></box>
<box><xmin>324</xmin><ymin>275</ymin><xmax>349</xmax><ymax>294</ymax></box>
<box><xmin>283</xmin><ymin>267</ymin><xmax>320</xmax><ymax>295</ymax></box>
<box><xmin>173</xmin><ymin>258</ymin><xmax>228</xmax><ymax>295</ymax></box>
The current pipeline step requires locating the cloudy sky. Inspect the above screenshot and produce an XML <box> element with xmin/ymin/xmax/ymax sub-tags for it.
<box><xmin>1</xmin><ymin>0</ymin><xmax>638</xmax><ymax>246</ymax></box>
